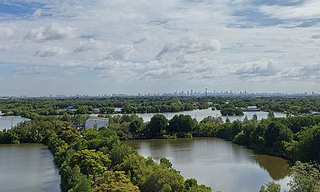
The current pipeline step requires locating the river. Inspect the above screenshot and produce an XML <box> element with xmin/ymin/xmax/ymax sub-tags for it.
<box><xmin>0</xmin><ymin>144</ymin><xmax>60</xmax><ymax>192</ymax></box>
<box><xmin>111</xmin><ymin>108</ymin><xmax>286</xmax><ymax>122</ymax></box>
<box><xmin>0</xmin><ymin>115</ymin><xmax>30</xmax><ymax>131</ymax></box>
<box><xmin>126</xmin><ymin>138</ymin><xmax>291</xmax><ymax>192</ymax></box>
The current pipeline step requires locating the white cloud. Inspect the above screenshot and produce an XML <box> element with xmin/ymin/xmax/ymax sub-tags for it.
<box><xmin>233</xmin><ymin>61</ymin><xmax>278</xmax><ymax>77</ymax></box>
<box><xmin>276</xmin><ymin>63</ymin><xmax>320</xmax><ymax>83</ymax></box>
<box><xmin>35</xmin><ymin>47</ymin><xmax>66</xmax><ymax>57</ymax></box>
<box><xmin>31</xmin><ymin>9</ymin><xmax>42</xmax><ymax>18</ymax></box>
<box><xmin>58</xmin><ymin>67</ymin><xmax>86</xmax><ymax>77</ymax></box>
<box><xmin>99</xmin><ymin>69</ymin><xmax>138</xmax><ymax>82</ymax></box>
<box><xmin>0</xmin><ymin>27</ymin><xmax>14</xmax><ymax>40</ymax></box>
<box><xmin>24</xmin><ymin>23</ymin><xmax>75</xmax><ymax>42</ymax></box>
<box><xmin>134</xmin><ymin>37</ymin><xmax>149</xmax><ymax>44</ymax></box>
<box><xmin>14</xmin><ymin>66</ymin><xmax>44</xmax><ymax>76</ymax></box>
<box><xmin>259</xmin><ymin>0</ymin><xmax>320</xmax><ymax>20</ymax></box>
<box><xmin>60</xmin><ymin>60</ymin><xmax>81</xmax><ymax>67</ymax></box>
<box><xmin>1</xmin><ymin>0</ymin><xmax>320</xmax><ymax>95</ymax></box>
<box><xmin>299</xmin><ymin>63</ymin><xmax>320</xmax><ymax>76</ymax></box>
<box><xmin>155</xmin><ymin>36</ymin><xmax>221</xmax><ymax>60</ymax></box>
<box><xmin>72</xmin><ymin>39</ymin><xmax>103</xmax><ymax>53</ymax></box>
<box><xmin>106</xmin><ymin>45</ymin><xmax>134</xmax><ymax>60</ymax></box>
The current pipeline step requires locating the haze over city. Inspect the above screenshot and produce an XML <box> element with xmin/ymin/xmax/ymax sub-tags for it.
<box><xmin>1</xmin><ymin>0</ymin><xmax>320</xmax><ymax>96</ymax></box>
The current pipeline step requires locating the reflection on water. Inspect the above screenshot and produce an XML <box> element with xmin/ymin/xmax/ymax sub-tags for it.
<box><xmin>126</xmin><ymin>138</ymin><xmax>291</xmax><ymax>192</ymax></box>
<box><xmin>254</xmin><ymin>155</ymin><xmax>290</xmax><ymax>181</ymax></box>
<box><xmin>0</xmin><ymin>144</ymin><xmax>60</xmax><ymax>192</ymax></box>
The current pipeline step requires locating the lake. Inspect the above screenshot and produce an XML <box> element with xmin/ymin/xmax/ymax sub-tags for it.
<box><xmin>126</xmin><ymin>138</ymin><xmax>291</xmax><ymax>192</ymax></box>
<box><xmin>112</xmin><ymin>108</ymin><xmax>286</xmax><ymax>122</ymax></box>
<box><xmin>0</xmin><ymin>144</ymin><xmax>60</xmax><ymax>192</ymax></box>
<box><xmin>0</xmin><ymin>115</ymin><xmax>30</xmax><ymax>131</ymax></box>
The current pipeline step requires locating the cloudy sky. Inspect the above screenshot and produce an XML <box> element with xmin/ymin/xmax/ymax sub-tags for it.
<box><xmin>0</xmin><ymin>0</ymin><xmax>320</xmax><ymax>96</ymax></box>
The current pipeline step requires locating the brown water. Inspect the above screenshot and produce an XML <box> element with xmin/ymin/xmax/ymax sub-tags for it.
<box><xmin>126</xmin><ymin>138</ymin><xmax>291</xmax><ymax>192</ymax></box>
<box><xmin>0</xmin><ymin>144</ymin><xmax>60</xmax><ymax>192</ymax></box>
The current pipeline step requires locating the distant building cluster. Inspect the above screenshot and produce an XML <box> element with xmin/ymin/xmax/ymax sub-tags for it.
<box><xmin>0</xmin><ymin>90</ymin><xmax>320</xmax><ymax>99</ymax></box>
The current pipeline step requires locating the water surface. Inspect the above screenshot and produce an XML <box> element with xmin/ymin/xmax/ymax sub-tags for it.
<box><xmin>0</xmin><ymin>115</ymin><xmax>30</xmax><ymax>130</ymax></box>
<box><xmin>111</xmin><ymin>108</ymin><xmax>286</xmax><ymax>122</ymax></box>
<box><xmin>0</xmin><ymin>144</ymin><xmax>60</xmax><ymax>192</ymax></box>
<box><xmin>126</xmin><ymin>138</ymin><xmax>290</xmax><ymax>192</ymax></box>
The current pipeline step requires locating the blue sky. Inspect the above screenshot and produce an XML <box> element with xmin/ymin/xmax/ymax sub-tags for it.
<box><xmin>0</xmin><ymin>0</ymin><xmax>320</xmax><ymax>96</ymax></box>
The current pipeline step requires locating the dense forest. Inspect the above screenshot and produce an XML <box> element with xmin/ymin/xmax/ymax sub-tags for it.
<box><xmin>1</xmin><ymin>97</ymin><xmax>320</xmax><ymax>191</ymax></box>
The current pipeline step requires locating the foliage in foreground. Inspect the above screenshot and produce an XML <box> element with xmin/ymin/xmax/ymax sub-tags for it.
<box><xmin>0</xmin><ymin>120</ymin><xmax>211</xmax><ymax>192</ymax></box>
<box><xmin>260</xmin><ymin>161</ymin><xmax>320</xmax><ymax>192</ymax></box>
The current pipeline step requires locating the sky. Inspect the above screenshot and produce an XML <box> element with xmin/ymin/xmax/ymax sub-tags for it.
<box><xmin>0</xmin><ymin>0</ymin><xmax>320</xmax><ymax>96</ymax></box>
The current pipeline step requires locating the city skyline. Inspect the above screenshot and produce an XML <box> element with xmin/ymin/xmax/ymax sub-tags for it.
<box><xmin>1</xmin><ymin>88</ymin><xmax>319</xmax><ymax>98</ymax></box>
<box><xmin>1</xmin><ymin>0</ymin><xmax>320</xmax><ymax>96</ymax></box>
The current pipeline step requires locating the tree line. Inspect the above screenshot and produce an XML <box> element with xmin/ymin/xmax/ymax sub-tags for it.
<box><xmin>1</xmin><ymin>96</ymin><xmax>320</xmax><ymax>119</ymax></box>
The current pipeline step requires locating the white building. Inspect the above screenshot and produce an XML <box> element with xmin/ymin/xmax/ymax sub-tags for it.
<box><xmin>85</xmin><ymin>117</ymin><xmax>109</xmax><ymax>129</ymax></box>
<box><xmin>246</xmin><ymin>106</ymin><xmax>260</xmax><ymax>111</ymax></box>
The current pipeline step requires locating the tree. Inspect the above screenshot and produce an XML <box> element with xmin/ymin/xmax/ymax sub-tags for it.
<box><xmin>147</xmin><ymin>114</ymin><xmax>168</xmax><ymax>137</ymax></box>
<box><xmin>230</xmin><ymin>120</ymin><xmax>243</xmax><ymax>140</ymax></box>
<box><xmin>288</xmin><ymin>161</ymin><xmax>320</xmax><ymax>192</ymax></box>
<box><xmin>141</xmin><ymin>165</ymin><xmax>185</xmax><ymax>192</ymax></box>
<box><xmin>109</xmin><ymin>142</ymin><xmax>137</xmax><ymax>166</ymax></box>
<box><xmin>268</xmin><ymin>111</ymin><xmax>275</xmax><ymax>119</ymax></box>
<box><xmin>200</xmin><ymin>116</ymin><xmax>223</xmax><ymax>124</ymax></box>
<box><xmin>252</xmin><ymin>114</ymin><xmax>258</xmax><ymax>122</ymax></box>
<box><xmin>129</xmin><ymin>119</ymin><xmax>144</xmax><ymax>136</ymax></box>
<box><xmin>168</xmin><ymin>114</ymin><xmax>196</xmax><ymax>133</ymax></box>
<box><xmin>185</xmin><ymin>178</ymin><xmax>212</xmax><ymax>192</ymax></box>
<box><xmin>93</xmin><ymin>171</ymin><xmax>139</xmax><ymax>192</ymax></box>
<box><xmin>70</xmin><ymin>149</ymin><xmax>111</xmax><ymax>178</ymax></box>
<box><xmin>70</xmin><ymin>174</ymin><xmax>93</xmax><ymax>192</ymax></box>
<box><xmin>259</xmin><ymin>181</ymin><xmax>280</xmax><ymax>192</ymax></box>
<box><xmin>294</xmin><ymin>125</ymin><xmax>320</xmax><ymax>162</ymax></box>
<box><xmin>233</xmin><ymin>131</ymin><xmax>247</xmax><ymax>145</ymax></box>
<box><xmin>119</xmin><ymin>154</ymin><xmax>185</xmax><ymax>192</ymax></box>
<box><xmin>160</xmin><ymin>158</ymin><xmax>173</xmax><ymax>170</ymax></box>
<box><xmin>243</xmin><ymin>115</ymin><xmax>249</xmax><ymax>123</ymax></box>
<box><xmin>234</xmin><ymin>107</ymin><xmax>244</xmax><ymax>116</ymax></box>
<box><xmin>60</xmin><ymin>163</ymin><xmax>93</xmax><ymax>192</ymax></box>
<box><xmin>220</xmin><ymin>107</ymin><xmax>235</xmax><ymax>116</ymax></box>
<box><xmin>264</xmin><ymin>121</ymin><xmax>293</xmax><ymax>153</ymax></box>
<box><xmin>185</xmin><ymin>178</ymin><xmax>198</xmax><ymax>190</ymax></box>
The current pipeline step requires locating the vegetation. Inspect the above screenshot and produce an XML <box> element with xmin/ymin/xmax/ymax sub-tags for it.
<box><xmin>1</xmin><ymin>96</ymin><xmax>320</xmax><ymax>120</ymax></box>
<box><xmin>0</xmin><ymin>118</ymin><xmax>211</xmax><ymax>192</ymax></box>
<box><xmin>1</xmin><ymin>97</ymin><xmax>320</xmax><ymax>191</ymax></box>
<box><xmin>260</xmin><ymin>161</ymin><xmax>320</xmax><ymax>192</ymax></box>
<box><xmin>0</xmin><ymin>97</ymin><xmax>210</xmax><ymax>118</ymax></box>
<box><xmin>219</xmin><ymin>104</ymin><xmax>244</xmax><ymax>116</ymax></box>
